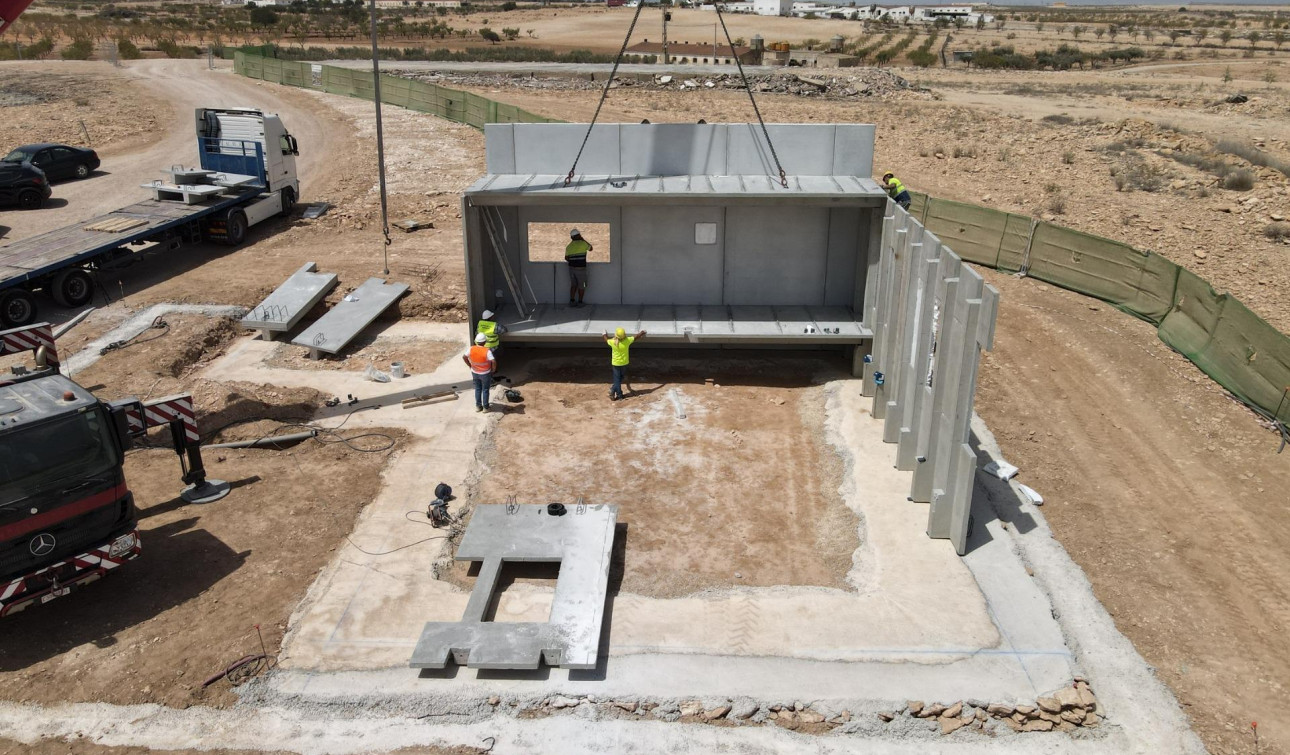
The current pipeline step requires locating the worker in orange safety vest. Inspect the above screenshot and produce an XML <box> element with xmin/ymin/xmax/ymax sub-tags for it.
<box><xmin>461</xmin><ymin>332</ymin><xmax>496</xmax><ymax>412</ymax></box>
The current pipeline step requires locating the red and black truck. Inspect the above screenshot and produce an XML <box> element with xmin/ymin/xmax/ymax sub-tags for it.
<box><xmin>0</xmin><ymin>322</ymin><xmax>226</xmax><ymax>616</ymax></box>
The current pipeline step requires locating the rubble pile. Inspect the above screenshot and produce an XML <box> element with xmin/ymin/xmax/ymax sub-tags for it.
<box><xmin>394</xmin><ymin>67</ymin><xmax>932</xmax><ymax>100</ymax></box>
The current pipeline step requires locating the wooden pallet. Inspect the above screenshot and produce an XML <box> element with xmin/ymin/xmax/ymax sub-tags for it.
<box><xmin>84</xmin><ymin>217</ymin><xmax>149</xmax><ymax>233</ymax></box>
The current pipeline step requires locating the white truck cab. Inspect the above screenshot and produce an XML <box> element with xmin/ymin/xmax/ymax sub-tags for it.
<box><xmin>195</xmin><ymin>107</ymin><xmax>299</xmax><ymax>196</ymax></box>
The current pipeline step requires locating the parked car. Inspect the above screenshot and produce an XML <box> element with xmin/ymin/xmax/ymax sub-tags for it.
<box><xmin>0</xmin><ymin>161</ymin><xmax>51</xmax><ymax>210</ymax></box>
<box><xmin>2</xmin><ymin>143</ymin><xmax>100</xmax><ymax>182</ymax></box>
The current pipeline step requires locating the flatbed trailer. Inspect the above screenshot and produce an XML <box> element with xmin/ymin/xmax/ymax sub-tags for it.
<box><xmin>0</xmin><ymin>107</ymin><xmax>300</xmax><ymax>327</ymax></box>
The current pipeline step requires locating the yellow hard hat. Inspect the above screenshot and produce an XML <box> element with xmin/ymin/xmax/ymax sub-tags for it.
<box><xmin>883</xmin><ymin>171</ymin><xmax>894</xmax><ymax>179</ymax></box>
<box><xmin>615</xmin><ymin>327</ymin><xmax>626</xmax><ymax>339</ymax></box>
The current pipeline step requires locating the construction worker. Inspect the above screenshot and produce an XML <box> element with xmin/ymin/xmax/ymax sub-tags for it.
<box><xmin>461</xmin><ymin>332</ymin><xmax>496</xmax><ymax>412</ymax></box>
<box><xmin>566</xmin><ymin>228</ymin><xmax>592</xmax><ymax>308</ymax></box>
<box><xmin>476</xmin><ymin>309</ymin><xmax>505</xmax><ymax>356</ymax></box>
<box><xmin>882</xmin><ymin>172</ymin><xmax>912</xmax><ymax>210</ymax></box>
<box><xmin>601</xmin><ymin>326</ymin><xmax>646</xmax><ymax>401</ymax></box>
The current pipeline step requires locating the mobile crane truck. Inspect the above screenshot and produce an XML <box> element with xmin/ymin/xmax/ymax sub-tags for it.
<box><xmin>0</xmin><ymin>107</ymin><xmax>300</xmax><ymax>327</ymax></box>
<box><xmin>0</xmin><ymin>322</ymin><xmax>229</xmax><ymax>616</ymax></box>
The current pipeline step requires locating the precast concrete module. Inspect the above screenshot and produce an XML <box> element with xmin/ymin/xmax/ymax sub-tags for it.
<box><xmin>461</xmin><ymin>122</ymin><xmax>998</xmax><ymax>553</ymax></box>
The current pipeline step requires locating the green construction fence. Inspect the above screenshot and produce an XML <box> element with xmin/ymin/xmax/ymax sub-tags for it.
<box><xmin>234</xmin><ymin>52</ymin><xmax>559</xmax><ymax>129</ymax></box>
<box><xmin>232</xmin><ymin>52</ymin><xmax>1289</xmax><ymax>427</ymax></box>
<box><xmin>911</xmin><ymin>190</ymin><xmax>1290</xmax><ymax>426</ymax></box>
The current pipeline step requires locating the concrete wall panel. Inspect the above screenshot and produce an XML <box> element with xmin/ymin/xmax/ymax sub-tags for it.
<box><xmin>621</xmin><ymin>206</ymin><xmax>725</xmax><ymax>305</ymax></box>
<box><xmin>726</xmin><ymin>124</ymin><xmax>835</xmax><ymax>177</ymax></box>
<box><xmin>514</xmin><ymin>124</ymin><xmax>621</xmax><ymax>176</ymax></box>
<box><xmin>825</xmin><ymin>208</ymin><xmax>861</xmax><ymax>306</ymax></box>
<box><xmin>484</xmin><ymin>124</ymin><xmax>516</xmax><ymax>174</ymax></box>
<box><xmin>495</xmin><ymin>124</ymin><xmax>876</xmax><ymax>178</ymax></box>
<box><xmin>833</xmin><ymin>124</ymin><xmax>876</xmax><ymax>177</ymax></box>
<box><xmin>619</xmin><ymin>124</ymin><xmax>726</xmax><ymax>176</ymax></box>
<box><xmin>724</xmin><ymin>206</ymin><xmax>829</xmax><ymax>306</ymax></box>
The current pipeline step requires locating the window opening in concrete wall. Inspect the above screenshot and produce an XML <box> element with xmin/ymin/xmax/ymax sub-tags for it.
<box><xmin>527</xmin><ymin>223</ymin><xmax>612</xmax><ymax>264</ymax></box>
<box><xmin>480</xmin><ymin>560</ymin><xmax>561</xmax><ymax>623</ymax></box>
<box><xmin>694</xmin><ymin>222</ymin><xmax>718</xmax><ymax>245</ymax></box>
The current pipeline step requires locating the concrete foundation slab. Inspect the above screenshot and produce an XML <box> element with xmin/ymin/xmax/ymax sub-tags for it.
<box><xmin>291</xmin><ymin>277</ymin><xmax>409</xmax><ymax>358</ymax></box>
<box><xmin>240</xmin><ymin>261</ymin><xmax>338</xmax><ymax>340</ymax></box>
<box><xmin>410</xmin><ymin>503</ymin><xmax>618</xmax><ymax>670</ymax></box>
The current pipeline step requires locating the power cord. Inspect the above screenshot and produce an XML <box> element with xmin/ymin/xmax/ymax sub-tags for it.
<box><xmin>343</xmin><ymin>510</ymin><xmax>455</xmax><ymax>556</ymax></box>
<box><xmin>100</xmin><ymin>316</ymin><xmax>169</xmax><ymax>355</ymax></box>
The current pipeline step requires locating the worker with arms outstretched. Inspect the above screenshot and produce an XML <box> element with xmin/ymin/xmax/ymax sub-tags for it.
<box><xmin>882</xmin><ymin>171</ymin><xmax>912</xmax><ymax>211</ymax></box>
<box><xmin>566</xmin><ymin>228</ymin><xmax>592</xmax><ymax>308</ymax></box>
<box><xmin>602</xmin><ymin>327</ymin><xmax>646</xmax><ymax>401</ymax></box>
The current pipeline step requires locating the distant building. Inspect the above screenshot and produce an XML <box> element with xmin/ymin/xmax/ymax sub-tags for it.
<box><xmin>624</xmin><ymin>40</ymin><xmax>759</xmax><ymax>65</ymax></box>
<box><xmin>753</xmin><ymin>0</ymin><xmax>793</xmax><ymax>16</ymax></box>
<box><xmin>370</xmin><ymin>0</ymin><xmax>462</xmax><ymax>7</ymax></box>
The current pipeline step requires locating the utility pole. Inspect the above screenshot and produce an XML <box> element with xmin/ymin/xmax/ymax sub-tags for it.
<box><xmin>662</xmin><ymin>1</ymin><xmax>669</xmax><ymax>64</ymax></box>
<box><xmin>368</xmin><ymin>0</ymin><xmax>392</xmax><ymax>275</ymax></box>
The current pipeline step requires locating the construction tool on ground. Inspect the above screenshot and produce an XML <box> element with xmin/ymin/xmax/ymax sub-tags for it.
<box><xmin>0</xmin><ymin>321</ymin><xmax>228</xmax><ymax>617</ymax></box>
<box><xmin>402</xmin><ymin>389</ymin><xmax>457</xmax><ymax>409</ymax></box>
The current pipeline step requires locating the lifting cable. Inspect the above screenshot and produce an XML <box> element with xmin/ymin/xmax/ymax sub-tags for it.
<box><xmin>564</xmin><ymin>2</ymin><xmax>789</xmax><ymax>188</ymax></box>
<box><xmin>564</xmin><ymin>0</ymin><xmax>649</xmax><ymax>187</ymax></box>
<box><xmin>713</xmin><ymin>1</ymin><xmax>788</xmax><ymax>187</ymax></box>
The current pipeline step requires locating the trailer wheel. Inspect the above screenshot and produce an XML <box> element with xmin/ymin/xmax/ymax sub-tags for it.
<box><xmin>0</xmin><ymin>289</ymin><xmax>36</xmax><ymax>328</ymax></box>
<box><xmin>17</xmin><ymin>189</ymin><xmax>42</xmax><ymax>211</ymax></box>
<box><xmin>222</xmin><ymin>209</ymin><xmax>248</xmax><ymax>247</ymax></box>
<box><xmin>74</xmin><ymin>163</ymin><xmax>91</xmax><ymax>180</ymax></box>
<box><xmin>279</xmin><ymin>186</ymin><xmax>296</xmax><ymax>218</ymax></box>
<box><xmin>52</xmin><ymin>268</ymin><xmax>95</xmax><ymax>308</ymax></box>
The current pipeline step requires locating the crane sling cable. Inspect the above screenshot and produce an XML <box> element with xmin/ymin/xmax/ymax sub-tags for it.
<box><xmin>563</xmin><ymin>2</ymin><xmax>789</xmax><ymax>188</ymax></box>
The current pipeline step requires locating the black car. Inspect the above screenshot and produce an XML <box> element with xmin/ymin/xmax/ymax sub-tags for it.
<box><xmin>0</xmin><ymin>161</ymin><xmax>52</xmax><ymax>210</ymax></box>
<box><xmin>2</xmin><ymin>143</ymin><xmax>100</xmax><ymax>182</ymax></box>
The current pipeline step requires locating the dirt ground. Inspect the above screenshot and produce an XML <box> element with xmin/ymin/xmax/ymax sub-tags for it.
<box><xmin>262</xmin><ymin>333</ymin><xmax>461</xmax><ymax>377</ymax></box>
<box><xmin>0</xmin><ymin>65</ymin><xmax>167</xmax><ymax>163</ymax></box>
<box><xmin>1</xmin><ymin>52</ymin><xmax>1289</xmax><ymax>755</ymax></box>
<box><xmin>471</xmin><ymin>353</ymin><xmax>857</xmax><ymax>599</ymax></box>
<box><xmin>0</xmin><ymin>315</ymin><xmax>403</xmax><ymax>710</ymax></box>
<box><xmin>420</xmin><ymin>68</ymin><xmax>1290</xmax><ymax>754</ymax></box>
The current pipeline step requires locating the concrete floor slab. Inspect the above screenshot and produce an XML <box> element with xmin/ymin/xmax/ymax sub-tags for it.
<box><xmin>410</xmin><ymin>503</ymin><xmax>618</xmax><ymax>670</ymax></box>
<box><xmin>203</xmin><ymin>340</ymin><xmax>1077</xmax><ymax>706</ymax></box>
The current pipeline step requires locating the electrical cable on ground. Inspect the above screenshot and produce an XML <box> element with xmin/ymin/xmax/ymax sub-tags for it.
<box><xmin>199</xmin><ymin>406</ymin><xmax>392</xmax><ymax>453</ymax></box>
<box><xmin>99</xmin><ymin>315</ymin><xmax>169</xmax><ymax>355</ymax></box>
<box><xmin>343</xmin><ymin>510</ymin><xmax>454</xmax><ymax>556</ymax></box>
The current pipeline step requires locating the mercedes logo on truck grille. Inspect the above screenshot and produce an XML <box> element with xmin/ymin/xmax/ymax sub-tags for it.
<box><xmin>29</xmin><ymin>533</ymin><xmax>56</xmax><ymax>557</ymax></box>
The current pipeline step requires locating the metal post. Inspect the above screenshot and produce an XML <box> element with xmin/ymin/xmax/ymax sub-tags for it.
<box><xmin>662</xmin><ymin>2</ymin><xmax>669</xmax><ymax>64</ymax></box>
<box><xmin>369</xmin><ymin>0</ymin><xmax>392</xmax><ymax>276</ymax></box>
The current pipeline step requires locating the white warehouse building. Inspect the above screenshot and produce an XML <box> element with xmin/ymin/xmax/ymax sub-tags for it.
<box><xmin>753</xmin><ymin>0</ymin><xmax>794</xmax><ymax>16</ymax></box>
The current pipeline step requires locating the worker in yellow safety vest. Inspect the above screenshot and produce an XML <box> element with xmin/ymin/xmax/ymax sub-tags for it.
<box><xmin>476</xmin><ymin>309</ymin><xmax>506</xmax><ymax>355</ymax></box>
<box><xmin>566</xmin><ymin>228</ymin><xmax>592</xmax><ymax>308</ymax></box>
<box><xmin>461</xmin><ymin>332</ymin><xmax>496</xmax><ymax>412</ymax></box>
<box><xmin>601</xmin><ymin>326</ymin><xmax>647</xmax><ymax>401</ymax></box>
<box><xmin>882</xmin><ymin>171</ymin><xmax>912</xmax><ymax>210</ymax></box>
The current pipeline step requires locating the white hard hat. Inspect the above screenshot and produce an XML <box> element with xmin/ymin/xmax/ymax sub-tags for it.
<box><xmin>570</xmin><ymin>228</ymin><xmax>581</xmax><ymax>238</ymax></box>
<box><xmin>481</xmin><ymin>309</ymin><xmax>494</xmax><ymax>319</ymax></box>
<box><xmin>475</xmin><ymin>333</ymin><xmax>487</xmax><ymax>344</ymax></box>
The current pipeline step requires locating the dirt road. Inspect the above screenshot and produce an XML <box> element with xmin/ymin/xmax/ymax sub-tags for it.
<box><xmin>1</xmin><ymin>59</ymin><xmax>348</xmax><ymax>242</ymax></box>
